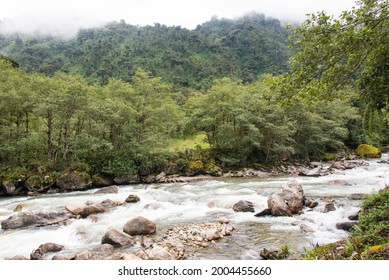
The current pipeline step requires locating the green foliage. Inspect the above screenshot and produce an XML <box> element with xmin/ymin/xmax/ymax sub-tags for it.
<box><xmin>354</xmin><ymin>188</ymin><xmax>389</xmax><ymax>247</ymax></box>
<box><xmin>0</xmin><ymin>13</ymin><xmax>290</xmax><ymax>89</ymax></box>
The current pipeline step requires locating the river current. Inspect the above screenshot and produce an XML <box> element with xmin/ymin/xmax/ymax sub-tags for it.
<box><xmin>0</xmin><ymin>155</ymin><xmax>388</xmax><ymax>260</ymax></box>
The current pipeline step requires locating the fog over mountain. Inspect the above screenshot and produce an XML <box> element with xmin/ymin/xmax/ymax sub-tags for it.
<box><xmin>0</xmin><ymin>0</ymin><xmax>356</xmax><ymax>37</ymax></box>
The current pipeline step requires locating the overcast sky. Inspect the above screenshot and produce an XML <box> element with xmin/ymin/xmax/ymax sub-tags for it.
<box><xmin>0</xmin><ymin>0</ymin><xmax>357</xmax><ymax>37</ymax></box>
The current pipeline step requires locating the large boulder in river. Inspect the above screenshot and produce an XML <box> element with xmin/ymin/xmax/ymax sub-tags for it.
<box><xmin>65</xmin><ymin>201</ymin><xmax>105</xmax><ymax>217</ymax></box>
<box><xmin>1</xmin><ymin>211</ymin><xmax>72</xmax><ymax>230</ymax></box>
<box><xmin>268</xmin><ymin>194</ymin><xmax>292</xmax><ymax>216</ymax></box>
<box><xmin>281</xmin><ymin>180</ymin><xmax>304</xmax><ymax>214</ymax></box>
<box><xmin>30</xmin><ymin>242</ymin><xmax>64</xmax><ymax>260</ymax></box>
<box><xmin>101</xmin><ymin>228</ymin><xmax>136</xmax><ymax>247</ymax></box>
<box><xmin>123</xmin><ymin>216</ymin><xmax>156</xmax><ymax>236</ymax></box>
<box><xmin>233</xmin><ymin>200</ymin><xmax>255</xmax><ymax>212</ymax></box>
<box><xmin>93</xmin><ymin>185</ymin><xmax>118</xmax><ymax>194</ymax></box>
<box><xmin>56</xmin><ymin>171</ymin><xmax>92</xmax><ymax>191</ymax></box>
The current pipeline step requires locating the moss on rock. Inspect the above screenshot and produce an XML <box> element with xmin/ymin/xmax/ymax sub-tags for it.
<box><xmin>356</xmin><ymin>144</ymin><xmax>381</xmax><ymax>158</ymax></box>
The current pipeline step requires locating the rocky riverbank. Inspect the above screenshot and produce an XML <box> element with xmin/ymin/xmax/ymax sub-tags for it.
<box><xmin>0</xmin><ymin>157</ymin><xmax>370</xmax><ymax>197</ymax></box>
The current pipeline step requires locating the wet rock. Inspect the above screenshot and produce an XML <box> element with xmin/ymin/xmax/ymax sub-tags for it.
<box><xmin>31</xmin><ymin>242</ymin><xmax>64</xmax><ymax>260</ymax></box>
<box><xmin>80</xmin><ymin>202</ymin><xmax>106</xmax><ymax>218</ymax></box>
<box><xmin>101</xmin><ymin>199</ymin><xmax>123</xmax><ymax>208</ymax></box>
<box><xmin>281</xmin><ymin>180</ymin><xmax>304</xmax><ymax>214</ymax></box>
<box><xmin>101</xmin><ymin>228</ymin><xmax>136</xmax><ymax>247</ymax></box>
<box><xmin>125</xmin><ymin>194</ymin><xmax>140</xmax><ymax>203</ymax></box>
<box><xmin>329</xmin><ymin>162</ymin><xmax>346</xmax><ymax>170</ymax></box>
<box><xmin>299</xmin><ymin>166</ymin><xmax>325</xmax><ymax>177</ymax></box>
<box><xmin>1</xmin><ymin>211</ymin><xmax>72</xmax><ymax>230</ymax></box>
<box><xmin>113</xmin><ymin>175</ymin><xmax>140</xmax><ymax>185</ymax></box>
<box><xmin>155</xmin><ymin>172</ymin><xmax>166</xmax><ymax>182</ymax></box>
<box><xmin>56</xmin><ymin>171</ymin><xmax>92</xmax><ymax>191</ymax></box>
<box><xmin>328</xmin><ymin>179</ymin><xmax>350</xmax><ymax>185</ymax></box>
<box><xmin>348</xmin><ymin>212</ymin><xmax>359</xmax><ymax>221</ymax></box>
<box><xmin>304</xmin><ymin>198</ymin><xmax>318</xmax><ymax>208</ymax></box>
<box><xmin>91</xmin><ymin>174</ymin><xmax>114</xmax><ymax>188</ymax></box>
<box><xmin>74</xmin><ymin>251</ymin><xmax>93</xmax><ymax>260</ymax></box>
<box><xmin>336</xmin><ymin>222</ymin><xmax>358</xmax><ymax>231</ymax></box>
<box><xmin>123</xmin><ymin>216</ymin><xmax>156</xmax><ymax>236</ymax></box>
<box><xmin>324</xmin><ymin>203</ymin><xmax>336</xmax><ymax>213</ymax></box>
<box><xmin>144</xmin><ymin>245</ymin><xmax>175</xmax><ymax>260</ymax></box>
<box><xmin>347</xmin><ymin>193</ymin><xmax>368</xmax><ymax>200</ymax></box>
<box><xmin>65</xmin><ymin>202</ymin><xmax>85</xmax><ymax>215</ymax></box>
<box><xmin>254</xmin><ymin>208</ymin><xmax>272</xmax><ymax>217</ymax></box>
<box><xmin>2</xmin><ymin>180</ymin><xmax>19</xmax><ymax>195</ymax></box>
<box><xmin>232</xmin><ymin>200</ymin><xmax>255</xmax><ymax>212</ymax></box>
<box><xmin>300</xmin><ymin>224</ymin><xmax>315</xmax><ymax>233</ymax></box>
<box><xmin>268</xmin><ymin>194</ymin><xmax>292</xmax><ymax>216</ymax></box>
<box><xmin>260</xmin><ymin>248</ymin><xmax>282</xmax><ymax>260</ymax></box>
<box><xmin>217</xmin><ymin>217</ymin><xmax>230</xmax><ymax>224</ymax></box>
<box><xmin>93</xmin><ymin>185</ymin><xmax>118</xmax><ymax>194</ymax></box>
<box><xmin>13</xmin><ymin>204</ymin><xmax>24</xmax><ymax>212</ymax></box>
<box><xmin>204</xmin><ymin>229</ymin><xmax>221</xmax><ymax>241</ymax></box>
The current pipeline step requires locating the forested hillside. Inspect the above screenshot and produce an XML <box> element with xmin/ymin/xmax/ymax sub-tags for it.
<box><xmin>0</xmin><ymin>2</ymin><xmax>387</xmax><ymax>185</ymax></box>
<box><xmin>0</xmin><ymin>13</ymin><xmax>290</xmax><ymax>88</ymax></box>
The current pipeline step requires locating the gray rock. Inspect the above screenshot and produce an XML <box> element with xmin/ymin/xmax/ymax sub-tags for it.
<box><xmin>56</xmin><ymin>171</ymin><xmax>92</xmax><ymax>191</ymax></box>
<box><xmin>254</xmin><ymin>208</ymin><xmax>272</xmax><ymax>217</ymax></box>
<box><xmin>1</xmin><ymin>211</ymin><xmax>72</xmax><ymax>230</ymax></box>
<box><xmin>30</xmin><ymin>242</ymin><xmax>64</xmax><ymax>260</ymax></box>
<box><xmin>93</xmin><ymin>185</ymin><xmax>118</xmax><ymax>194</ymax></box>
<box><xmin>304</xmin><ymin>198</ymin><xmax>318</xmax><ymax>208</ymax></box>
<box><xmin>113</xmin><ymin>175</ymin><xmax>140</xmax><ymax>185</ymax></box>
<box><xmin>267</xmin><ymin>194</ymin><xmax>292</xmax><ymax>216</ymax></box>
<box><xmin>123</xmin><ymin>216</ymin><xmax>156</xmax><ymax>236</ymax></box>
<box><xmin>347</xmin><ymin>193</ymin><xmax>368</xmax><ymax>200</ymax></box>
<box><xmin>80</xmin><ymin>202</ymin><xmax>106</xmax><ymax>218</ymax></box>
<box><xmin>281</xmin><ymin>180</ymin><xmax>304</xmax><ymax>214</ymax></box>
<box><xmin>348</xmin><ymin>212</ymin><xmax>359</xmax><ymax>221</ymax></box>
<box><xmin>336</xmin><ymin>222</ymin><xmax>358</xmax><ymax>231</ymax></box>
<box><xmin>232</xmin><ymin>200</ymin><xmax>255</xmax><ymax>212</ymax></box>
<box><xmin>101</xmin><ymin>228</ymin><xmax>136</xmax><ymax>247</ymax></box>
<box><xmin>125</xmin><ymin>194</ymin><xmax>140</xmax><ymax>203</ymax></box>
<box><xmin>324</xmin><ymin>203</ymin><xmax>336</xmax><ymax>213</ymax></box>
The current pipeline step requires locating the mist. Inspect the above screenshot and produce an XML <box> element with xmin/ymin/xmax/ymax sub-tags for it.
<box><xmin>0</xmin><ymin>0</ymin><xmax>356</xmax><ymax>38</ymax></box>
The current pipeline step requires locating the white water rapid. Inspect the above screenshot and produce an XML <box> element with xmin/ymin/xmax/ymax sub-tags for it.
<box><xmin>0</xmin><ymin>155</ymin><xmax>388</xmax><ymax>260</ymax></box>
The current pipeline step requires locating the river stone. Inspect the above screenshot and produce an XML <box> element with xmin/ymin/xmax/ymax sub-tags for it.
<box><xmin>144</xmin><ymin>245</ymin><xmax>175</xmax><ymax>260</ymax></box>
<box><xmin>347</xmin><ymin>193</ymin><xmax>368</xmax><ymax>200</ymax></box>
<box><xmin>300</xmin><ymin>224</ymin><xmax>315</xmax><ymax>233</ymax></box>
<box><xmin>281</xmin><ymin>180</ymin><xmax>304</xmax><ymax>214</ymax></box>
<box><xmin>348</xmin><ymin>212</ymin><xmax>359</xmax><ymax>221</ymax></box>
<box><xmin>2</xmin><ymin>180</ymin><xmax>18</xmax><ymax>195</ymax></box>
<box><xmin>125</xmin><ymin>194</ymin><xmax>140</xmax><ymax>203</ymax></box>
<box><xmin>217</xmin><ymin>217</ymin><xmax>230</xmax><ymax>224</ymax></box>
<box><xmin>204</xmin><ymin>229</ymin><xmax>221</xmax><ymax>241</ymax></box>
<box><xmin>336</xmin><ymin>222</ymin><xmax>358</xmax><ymax>231</ymax></box>
<box><xmin>80</xmin><ymin>202</ymin><xmax>106</xmax><ymax>218</ymax></box>
<box><xmin>74</xmin><ymin>251</ymin><xmax>93</xmax><ymax>260</ymax></box>
<box><xmin>56</xmin><ymin>171</ymin><xmax>92</xmax><ymax>191</ymax></box>
<box><xmin>1</xmin><ymin>211</ymin><xmax>71</xmax><ymax>230</ymax></box>
<box><xmin>101</xmin><ymin>228</ymin><xmax>136</xmax><ymax>247</ymax></box>
<box><xmin>254</xmin><ymin>208</ymin><xmax>272</xmax><ymax>217</ymax></box>
<box><xmin>324</xmin><ymin>203</ymin><xmax>336</xmax><ymax>213</ymax></box>
<box><xmin>30</xmin><ymin>242</ymin><xmax>64</xmax><ymax>260</ymax></box>
<box><xmin>304</xmin><ymin>198</ymin><xmax>318</xmax><ymax>208</ymax></box>
<box><xmin>123</xmin><ymin>216</ymin><xmax>156</xmax><ymax>236</ymax></box>
<box><xmin>267</xmin><ymin>194</ymin><xmax>292</xmax><ymax>216</ymax></box>
<box><xmin>65</xmin><ymin>202</ymin><xmax>85</xmax><ymax>215</ymax></box>
<box><xmin>93</xmin><ymin>185</ymin><xmax>118</xmax><ymax>194</ymax></box>
<box><xmin>232</xmin><ymin>200</ymin><xmax>255</xmax><ymax>212</ymax></box>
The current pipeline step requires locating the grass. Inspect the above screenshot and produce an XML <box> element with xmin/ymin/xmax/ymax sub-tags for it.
<box><xmin>168</xmin><ymin>133</ymin><xmax>210</xmax><ymax>151</ymax></box>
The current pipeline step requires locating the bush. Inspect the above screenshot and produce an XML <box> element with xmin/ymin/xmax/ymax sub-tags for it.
<box><xmin>356</xmin><ymin>144</ymin><xmax>382</xmax><ymax>158</ymax></box>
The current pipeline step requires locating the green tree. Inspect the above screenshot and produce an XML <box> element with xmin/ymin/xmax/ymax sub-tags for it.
<box><xmin>287</xmin><ymin>0</ymin><xmax>388</xmax><ymax>110</ymax></box>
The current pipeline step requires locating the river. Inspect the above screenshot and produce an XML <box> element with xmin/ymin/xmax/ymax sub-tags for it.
<box><xmin>0</xmin><ymin>155</ymin><xmax>388</xmax><ymax>260</ymax></box>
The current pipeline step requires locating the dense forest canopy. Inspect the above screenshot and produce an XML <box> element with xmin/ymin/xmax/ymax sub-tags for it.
<box><xmin>0</xmin><ymin>5</ymin><xmax>387</xmax><ymax>179</ymax></box>
<box><xmin>0</xmin><ymin>13</ymin><xmax>290</xmax><ymax>89</ymax></box>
